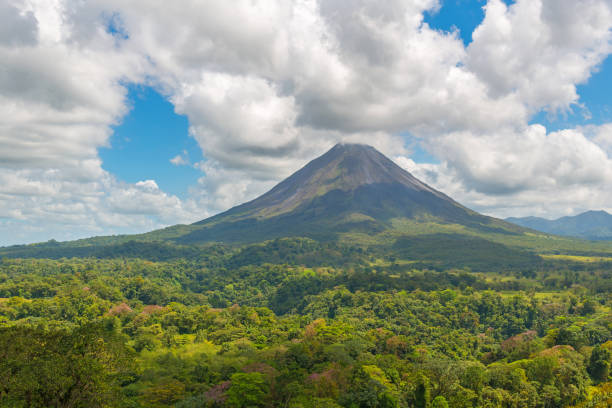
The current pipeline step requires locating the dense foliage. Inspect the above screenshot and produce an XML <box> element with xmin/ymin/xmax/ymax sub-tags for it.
<box><xmin>0</xmin><ymin>237</ymin><xmax>611</xmax><ymax>407</ymax></box>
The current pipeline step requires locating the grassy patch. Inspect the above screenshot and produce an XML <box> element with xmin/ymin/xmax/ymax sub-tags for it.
<box><xmin>540</xmin><ymin>254</ymin><xmax>612</xmax><ymax>263</ymax></box>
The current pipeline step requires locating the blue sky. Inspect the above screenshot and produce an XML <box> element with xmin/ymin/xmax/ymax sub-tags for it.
<box><xmin>425</xmin><ymin>0</ymin><xmax>489</xmax><ymax>45</ymax></box>
<box><xmin>99</xmin><ymin>86</ymin><xmax>203</xmax><ymax>198</ymax></box>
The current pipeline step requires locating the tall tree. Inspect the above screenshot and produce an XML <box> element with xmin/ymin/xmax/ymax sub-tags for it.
<box><xmin>0</xmin><ymin>322</ymin><xmax>135</xmax><ymax>407</ymax></box>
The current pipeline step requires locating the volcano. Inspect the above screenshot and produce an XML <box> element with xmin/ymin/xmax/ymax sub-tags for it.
<box><xmin>0</xmin><ymin>143</ymin><xmax>535</xmax><ymax>267</ymax></box>
<box><xmin>177</xmin><ymin>143</ymin><xmax>518</xmax><ymax>243</ymax></box>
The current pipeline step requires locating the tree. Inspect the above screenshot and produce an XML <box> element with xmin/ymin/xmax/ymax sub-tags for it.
<box><xmin>588</xmin><ymin>345</ymin><xmax>611</xmax><ymax>383</ymax></box>
<box><xmin>414</xmin><ymin>374</ymin><xmax>430</xmax><ymax>408</ymax></box>
<box><xmin>340</xmin><ymin>366</ymin><xmax>394</xmax><ymax>408</ymax></box>
<box><xmin>226</xmin><ymin>372</ymin><xmax>269</xmax><ymax>407</ymax></box>
<box><xmin>0</xmin><ymin>322</ymin><xmax>134</xmax><ymax>407</ymax></box>
<box><xmin>142</xmin><ymin>379</ymin><xmax>186</xmax><ymax>406</ymax></box>
<box><xmin>431</xmin><ymin>395</ymin><xmax>449</xmax><ymax>408</ymax></box>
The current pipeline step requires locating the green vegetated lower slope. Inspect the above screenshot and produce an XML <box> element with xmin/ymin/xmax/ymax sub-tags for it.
<box><xmin>5</xmin><ymin>215</ymin><xmax>612</xmax><ymax>273</ymax></box>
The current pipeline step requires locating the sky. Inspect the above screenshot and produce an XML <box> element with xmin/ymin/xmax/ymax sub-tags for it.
<box><xmin>1</xmin><ymin>0</ymin><xmax>612</xmax><ymax>246</ymax></box>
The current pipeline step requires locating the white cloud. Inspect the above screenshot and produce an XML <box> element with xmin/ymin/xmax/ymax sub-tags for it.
<box><xmin>0</xmin><ymin>168</ymin><xmax>201</xmax><ymax>245</ymax></box>
<box><xmin>170</xmin><ymin>150</ymin><xmax>189</xmax><ymax>166</ymax></box>
<box><xmin>467</xmin><ymin>0</ymin><xmax>612</xmax><ymax>114</ymax></box>
<box><xmin>427</xmin><ymin>125</ymin><xmax>612</xmax><ymax>194</ymax></box>
<box><xmin>0</xmin><ymin>1</ymin><xmax>38</xmax><ymax>47</ymax></box>
<box><xmin>171</xmin><ymin>73</ymin><xmax>301</xmax><ymax>176</ymax></box>
<box><xmin>405</xmin><ymin>122</ymin><xmax>612</xmax><ymax>219</ymax></box>
<box><xmin>592</xmin><ymin>123</ymin><xmax>612</xmax><ymax>153</ymax></box>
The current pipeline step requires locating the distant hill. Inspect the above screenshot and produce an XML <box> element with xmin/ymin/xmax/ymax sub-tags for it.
<box><xmin>506</xmin><ymin>210</ymin><xmax>612</xmax><ymax>240</ymax></box>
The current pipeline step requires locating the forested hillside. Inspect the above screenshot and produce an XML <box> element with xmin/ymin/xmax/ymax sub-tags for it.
<box><xmin>1</xmin><ymin>238</ymin><xmax>611</xmax><ymax>407</ymax></box>
<box><xmin>507</xmin><ymin>211</ymin><xmax>612</xmax><ymax>241</ymax></box>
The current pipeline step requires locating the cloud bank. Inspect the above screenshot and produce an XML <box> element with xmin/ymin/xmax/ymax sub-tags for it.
<box><xmin>1</xmin><ymin>0</ymin><xmax>612</xmax><ymax>244</ymax></box>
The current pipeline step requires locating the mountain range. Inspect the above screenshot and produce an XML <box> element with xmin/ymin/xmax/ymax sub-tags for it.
<box><xmin>507</xmin><ymin>210</ymin><xmax>612</xmax><ymax>241</ymax></box>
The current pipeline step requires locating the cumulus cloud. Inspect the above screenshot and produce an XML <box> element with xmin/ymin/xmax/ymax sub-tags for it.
<box><xmin>467</xmin><ymin>0</ymin><xmax>612</xmax><ymax>113</ymax></box>
<box><xmin>0</xmin><ymin>168</ymin><xmax>200</xmax><ymax>245</ymax></box>
<box><xmin>0</xmin><ymin>2</ymin><xmax>38</xmax><ymax>46</ymax></box>
<box><xmin>1</xmin><ymin>0</ymin><xmax>612</xmax><ymax>244</ymax></box>
<box><xmin>170</xmin><ymin>150</ymin><xmax>189</xmax><ymax>166</ymax></box>
<box><xmin>405</xmin><ymin>121</ymin><xmax>612</xmax><ymax>219</ymax></box>
<box><xmin>592</xmin><ymin>123</ymin><xmax>612</xmax><ymax>153</ymax></box>
<box><xmin>427</xmin><ymin>125</ymin><xmax>612</xmax><ymax>195</ymax></box>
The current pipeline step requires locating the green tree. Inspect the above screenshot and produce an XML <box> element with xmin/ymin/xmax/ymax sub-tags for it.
<box><xmin>414</xmin><ymin>374</ymin><xmax>430</xmax><ymax>408</ymax></box>
<box><xmin>0</xmin><ymin>322</ymin><xmax>134</xmax><ymax>408</ymax></box>
<box><xmin>226</xmin><ymin>372</ymin><xmax>269</xmax><ymax>407</ymax></box>
<box><xmin>588</xmin><ymin>345</ymin><xmax>611</xmax><ymax>383</ymax></box>
<box><xmin>431</xmin><ymin>395</ymin><xmax>449</xmax><ymax>408</ymax></box>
